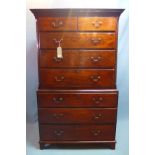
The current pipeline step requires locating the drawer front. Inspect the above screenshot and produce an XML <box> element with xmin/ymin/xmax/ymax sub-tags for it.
<box><xmin>37</xmin><ymin>92</ymin><xmax>118</xmax><ymax>108</ymax></box>
<box><xmin>40</xmin><ymin>125</ymin><xmax>115</xmax><ymax>141</ymax></box>
<box><xmin>78</xmin><ymin>17</ymin><xmax>117</xmax><ymax>31</ymax></box>
<box><xmin>39</xmin><ymin>32</ymin><xmax>116</xmax><ymax>49</ymax></box>
<box><xmin>39</xmin><ymin>108</ymin><xmax>116</xmax><ymax>124</ymax></box>
<box><xmin>37</xmin><ymin>17</ymin><xmax>77</xmax><ymax>31</ymax></box>
<box><xmin>39</xmin><ymin>69</ymin><xmax>115</xmax><ymax>89</ymax></box>
<box><xmin>39</xmin><ymin>50</ymin><xmax>116</xmax><ymax>68</ymax></box>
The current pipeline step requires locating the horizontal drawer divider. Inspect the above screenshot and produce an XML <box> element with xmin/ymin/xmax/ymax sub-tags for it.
<box><xmin>40</xmin><ymin>140</ymin><xmax>116</xmax><ymax>143</ymax></box>
<box><xmin>38</xmin><ymin>106</ymin><xmax>117</xmax><ymax>108</ymax></box>
<box><xmin>38</xmin><ymin>30</ymin><xmax>116</xmax><ymax>33</ymax></box>
<box><xmin>39</xmin><ymin>67</ymin><xmax>116</xmax><ymax>69</ymax></box>
<box><xmin>39</xmin><ymin>30</ymin><xmax>117</xmax><ymax>34</ymax></box>
<box><xmin>39</xmin><ymin>123</ymin><xmax>116</xmax><ymax>125</ymax></box>
<box><xmin>39</xmin><ymin>68</ymin><xmax>115</xmax><ymax>70</ymax></box>
<box><xmin>37</xmin><ymin>89</ymin><xmax>118</xmax><ymax>93</ymax></box>
<box><xmin>39</xmin><ymin>107</ymin><xmax>117</xmax><ymax>109</ymax></box>
<box><xmin>39</xmin><ymin>48</ymin><xmax>116</xmax><ymax>50</ymax></box>
<box><xmin>39</xmin><ymin>49</ymin><xmax>116</xmax><ymax>52</ymax></box>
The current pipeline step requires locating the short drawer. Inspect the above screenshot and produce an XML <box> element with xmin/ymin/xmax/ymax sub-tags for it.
<box><xmin>39</xmin><ymin>69</ymin><xmax>115</xmax><ymax>89</ymax></box>
<box><xmin>39</xmin><ymin>32</ymin><xmax>116</xmax><ymax>49</ymax></box>
<box><xmin>37</xmin><ymin>91</ymin><xmax>118</xmax><ymax>108</ymax></box>
<box><xmin>37</xmin><ymin>17</ymin><xmax>77</xmax><ymax>31</ymax></box>
<box><xmin>40</xmin><ymin>124</ymin><xmax>115</xmax><ymax>141</ymax></box>
<box><xmin>78</xmin><ymin>17</ymin><xmax>117</xmax><ymax>31</ymax></box>
<box><xmin>39</xmin><ymin>50</ymin><xmax>116</xmax><ymax>68</ymax></box>
<box><xmin>38</xmin><ymin>108</ymin><xmax>116</xmax><ymax>124</ymax></box>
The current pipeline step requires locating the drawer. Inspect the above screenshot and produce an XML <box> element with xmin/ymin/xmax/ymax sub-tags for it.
<box><xmin>39</xmin><ymin>69</ymin><xmax>115</xmax><ymax>89</ymax></box>
<box><xmin>37</xmin><ymin>17</ymin><xmax>77</xmax><ymax>31</ymax></box>
<box><xmin>40</xmin><ymin>125</ymin><xmax>115</xmax><ymax>141</ymax></box>
<box><xmin>37</xmin><ymin>91</ymin><xmax>118</xmax><ymax>108</ymax></box>
<box><xmin>78</xmin><ymin>17</ymin><xmax>117</xmax><ymax>31</ymax></box>
<box><xmin>39</xmin><ymin>32</ymin><xmax>116</xmax><ymax>49</ymax></box>
<box><xmin>38</xmin><ymin>108</ymin><xmax>116</xmax><ymax>124</ymax></box>
<box><xmin>39</xmin><ymin>50</ymin><xmax>116</xmax><ymax>68</ymax></box>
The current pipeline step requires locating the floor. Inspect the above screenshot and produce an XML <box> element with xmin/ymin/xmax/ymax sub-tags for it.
<box><xmin>26</xmin><ymin>118</ymin><xmax>128</xmax><ymax>155</ymax></box>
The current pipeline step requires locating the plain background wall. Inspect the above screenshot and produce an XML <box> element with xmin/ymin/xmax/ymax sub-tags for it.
<box><xmin>26</xmin><ymin>0</ymin><xmax>129</xmax><ymax>122</ymax></box>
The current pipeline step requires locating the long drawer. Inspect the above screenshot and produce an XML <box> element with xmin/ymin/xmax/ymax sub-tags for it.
<box><xmin>37</xmin><ymin>91</ymin><xmax>118</xmax><ymax>108</ymax></box>
<box><xmin>40</xmin><ymin>125</ymin><xmax>115</xmax><ymax>141</ymax></box>
<box><xmin>39</xmin><ymin>50</ymin><xmax>116</xmax><ymax>68</ymax></box>
<box><xmin>39</xmin><ymin>69</ymin><xmax>115</xmax><ymax>89</ymax></box>
<box><xmin>39</xmin><ymin>32</ymin><xmax>116</xmax><ymax>49</ymax></box>
<box><xmin>38</xmin><ymin>108</ymin><xmax>116</xmax><ymax>124</ymax></box>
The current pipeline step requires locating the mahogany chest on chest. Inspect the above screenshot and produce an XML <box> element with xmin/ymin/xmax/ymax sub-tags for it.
<box><xmin>30</xmin><ymin>9</ymin><xmax>124</xmax><ymax>149</ymax></box>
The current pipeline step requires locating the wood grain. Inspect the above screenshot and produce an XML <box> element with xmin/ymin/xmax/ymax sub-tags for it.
<box><xmin>39</xmin><ymin>124</ymin><xmax>115</xmax><ymax>141</ymax></box>
<box><xmin>38</xmin><ymin>108</ymin><xmax>117</xmax><ymax>124</ymax></box>
<box><xmin>39</xmin><ymin>32</ymin><xmax>116</xmax><ymax>49</ymax></box>
<box><xmin>39</xmin><ymin>50</ymin><xmax>116</xmax><ymax>68</ymax></box>
<box><xmin>39</xmin><ymin>69</ymin><xmax>115</xmax><ymax>89</ymax></box>
<box><xmin>37</xmin><ymin>17</ymin><xmax>77</xmax><ymax>31</ymax></box>
<box><xmin>30</xmin><ymin>9</ymin><xmax>124</xmax><ymax>18</ymax></box>
<box><xmin>39</xmin><ymin>140</ymin><xmax>116</xmax><ymax>149</ymax></box>
<box><xmin>78</xmin><ymin>17</ymin><xmax>117</xmax><ymax>31</ymax></box>
<box><xmin>29</xmin><ymin>8</ymin><xmax>125</xmax><ymax>149</ymax></box>
<box><xmin>37</xmin><ymin>91</ymin><xmax>118</xmax><ymax>108</ymax></box>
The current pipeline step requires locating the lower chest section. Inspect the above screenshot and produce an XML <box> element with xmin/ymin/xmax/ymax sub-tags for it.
<box><xmin>37</xmin><ymin>90</ymin><xmax>118</xmax><ymax>149</ymax></box>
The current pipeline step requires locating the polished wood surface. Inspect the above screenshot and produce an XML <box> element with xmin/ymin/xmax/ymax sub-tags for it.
<box><xmin>37</xmin><ymin>91</ymin><xmax>118</xmax><ymax>108</ymax></box>
<box><xmin>39</xmin><ymin>32</ymin><xmax>116</xmax><ymax>49</ymax></box>
<box><xmin>40</xmin><ymin>125</ymin><xmax>115</xmax><ymax>141</ymax></box>
<box><xmin>30</xmin><ymin>9</ymin><xmax>124</xmax><ymax>18</ymax></box>
<box><xmin>39</xmin><ymin>141</ymin><xmax>116</xmax><ymax>149</ymax></box>
<box><xmin>37</xmin><ymin>17</ymin><xmax>77</xmax><ymax>31</ymax></box>
<box><xmin>78</xmin><ymin>17</ymin><xmax>117</xmax><ymax>31</ymax></box>
<box><xmin>39</xmin><ymin>108</ymin><xmax>116</xmax><ymax>124</ymax></box>
<box><xmin>39</xmin><ymin>69</ymin><xmax>115</xmax><ymax>88</ymax></box>
<box><xmin>30</xmin><ymin>9</ymin><xmax>124</xmax><ymax>149</ymax></box>
<box><xmin>39</xmin><ymin>50</ymin><xmax>116</xmax><ymax>68</ymax></box>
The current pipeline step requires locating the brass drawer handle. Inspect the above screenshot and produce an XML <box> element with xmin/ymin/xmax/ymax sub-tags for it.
<box><xmin>92</xmin><ymin>21</ymin><xmax>103</xmax><ymax>28</ymax></box>
<box><xmin>90</xmin><ymin>75</ymin><xmax>101</xmax><ymax>82</ymax></box>
<box><xmin>53</xmin><ymin>57</ymin><xmax>63</xmax><ymax>62</ymax></box>
<box><xmin>52</xmin><ymin>97</ymin><xmax>64</xmax><ymax>103</ymax></box>
<box><xmin>91</xmin><ymin>129</ymin><xmax>101</xmax><ymax>136</ymax></box>
<box><xmin>51</xmin><ymin>20</ymin><xmax>63</xmax><ymax>28</ymax></box>
<box><xmin>90</xmin><ymin>56</ymin><xmax>102</xmax><ymax>63</ymax></box>
<box><xmin>51</xmin><ymin>113</ymin><xmax>64</xmax><ymax>119</ymax></box>
<box><xmin>54</xmin><ymin>76</ymin><xmax>64</xmax><ymax>82</ymax></box>
<box><xmin>53</xmin><ymin>38</ymin><xmax>63</xmax><ymax>45</ymax></box>
<box><xmin>92</xmin><ymin>97</ymin><xmax>103</xmax><ymax>104</ymax></box>
<box><xmin>53</xmin><ymin>130</ymin><xmax>64</xmax><ymax>136</ymax></box>
<box><xmin>93</xmin><ymin>113</ymin><xmax>104</xmax><ymax>120</ymax></box>
<box><xmin>91</xmin><ymin>38</ymin><xmax>102</xmax><ymax>45</ymax></box>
